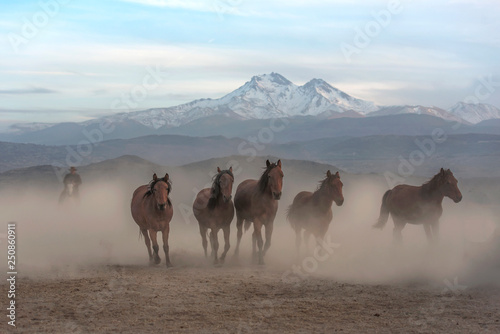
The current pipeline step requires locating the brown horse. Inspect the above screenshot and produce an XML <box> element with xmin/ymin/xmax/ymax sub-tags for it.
<box><xmin>131</xmin><ymin>173</ymin><xmax>173</xmax><ymax>267</ymax></box>
<box><xmin>193</xmin><ymin>167</ymin><xmax>235</xmax><ymax>265</ymax></box>
<box><xmin>234</xmin><ymin>159</ymin><xmax>284</xmax><ymax>265</ymax></box>
<box><xmin>374</xmin><ymin>168</ymin><xmax>462</xmax><ymax>243</ymax></box>
<box><xmin>287</xmin><ymin>170</ymin><xmax>344</xmax><ymax>255</ymax></box>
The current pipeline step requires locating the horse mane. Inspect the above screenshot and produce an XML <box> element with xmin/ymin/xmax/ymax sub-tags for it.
<box><xmin>143</xmin><ymin>177</ymin><xmax>172</xmax><ymax>206</ymax></box>
<box><xmin>421</xmin><ymin>169</ymin><xmax>449</xmax><ymax>196</ymax></box>
<box><xmin>258</xmin><ymin>162</ymin><xmax>279</xmax><ymax>193</ymax></box>
<box><xmin>207</xmin><ymin>169</ymin><xmax>234</xmax><ymax>210</ymax></box>
<box><xmin>316</xmin><ymin>173</ymin><xmax>339</xmax><ymax>192</ymax></box>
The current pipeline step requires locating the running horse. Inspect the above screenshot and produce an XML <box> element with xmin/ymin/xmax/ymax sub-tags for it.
<box><xmin>193</xmin><ymin>167</ymin><xmax>235</xmax><ymax>265</ymax></box>
<box><xmin>234</xmin><ymin>159</ymin><xmax>284</xmax><ymax>265</ymax></box>
<box><xmin>131</xmin><ymin>173</ymin><xmax>173</xmax><ymax>267</ymax></box>
<box><xmin>287</xmin><ymin>170</ymin><xmax>344</xmax><ymax>255</ymax></box>
<box><xmin>373</xmin><ymin>168</ymin><xmax>462</xmax><ymax>243</ymax></box>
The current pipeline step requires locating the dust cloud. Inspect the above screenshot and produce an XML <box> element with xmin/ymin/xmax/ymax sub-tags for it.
<box><xmin>0</xmin><ymin>169</ymin><xmax>498</xmax><ymax>288</ymax></box>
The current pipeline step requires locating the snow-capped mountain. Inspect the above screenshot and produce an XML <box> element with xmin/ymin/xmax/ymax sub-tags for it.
<box><xmin>368</xmin><ymin>105</ymin><xmax>466</xmax><ymax>123</ymax></box>
<box><xmin>447</xmin><ymin>102</ymin><xmax>500</xmax><ymax>124</ymax></box>
<box><xmin>6</xmin><ymin>122</ymin><xmax>57</xmax><ymax>134</ymax></box>
<box><xmin>84</xmin><ymin>72</ymin><xmax>379</xmax><ymax>129</ymax></box>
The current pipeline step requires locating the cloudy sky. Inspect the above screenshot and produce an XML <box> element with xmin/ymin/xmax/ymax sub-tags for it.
<box><xmin>1</xmin><ymin>0</ymin><xmax>499</xmax><ymax>130</ymax></box>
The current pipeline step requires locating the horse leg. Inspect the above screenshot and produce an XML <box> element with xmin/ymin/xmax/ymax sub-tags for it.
<box><xmin>392</xmin><ymin>216</ymin><xmax>405</xmax><ymax>244</ymax></box>
<box><xmin>294</xmin><ymin>227</ymin><xmax>302</xmax><ymax>258</ymax></box>
<box><xmin>304</xmin><ymin>230</ymin><xmax>312</xmax><ymax>254</ymax></box>
<box><xmin>141</xmin><ymin>229</ymin><xmax>154</xmax><ymax>264</ymax></box>
<box><xmin>252</xmin><ymin>230</ymin><xmax>257</xmax><ymax>264</ymax></box>
<box><xmin>263</xmin><ymin>222</ymin><xmax>273</xmax><ymax>256</ymax></box>
<box><xmin>219</xmin><ymin>225</ymin><xmax>230</xmax><ymax>264</ymax></box>
<box><xmin>431</xmin><ymin>220</ymin><xmax>439</xmax><ymax>243</ymax></box>
<box><xmin>429</xmin><ymin>220</ymin><xmax>440</xmax><ymax>245</ymax></box>
<box><xmin>423</xmin><ymin>223</ymin><xmax>433</xmax><ymax>243</ymax></box>
<box><xmin>210</xmin><ymin>229</ymin><xmax>219</xmax><ymax>265</ymax></box>
<box><xmin>149</xmin><ymin>230</ymin><xmax>161</xmax><ymax>265</ymax></box>
<box><xmin>234</xmin><ymin>215</ymin><xmax>243</xmax><ymax>257</ymax></box>
<box><xmin>162</xmin><ymin>225</ymin><xmax>172</xmax><ymax>267</ymax></box>
<box><xmin>253</xmin><ymin>221</ymin><xmax>264</xmax><ymax>265</ymax></box>
<box><xmin>199</xmin><ymin>224</ymin><xmax>208</xmax><ymax>258</ymax></box>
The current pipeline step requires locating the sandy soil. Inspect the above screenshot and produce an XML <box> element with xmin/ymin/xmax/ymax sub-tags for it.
<box><xmin>2</xmin><ymin>261</ymin><xmax>499</xmax><ymax>334</ymax></box>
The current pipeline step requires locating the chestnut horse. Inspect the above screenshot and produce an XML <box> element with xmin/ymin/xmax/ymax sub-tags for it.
<box><xmin>374</xmin><ymin>168</ymin><xmax>462</xmax><ymax>243</ymax></box>
<box><xmin>234</xmin><ymin>160</ymin><xmax>284</xmax><ymax>265</ymax></box>
<box><xmin>131</xmin><ymin>173</ymin><xmax>173</xmax><ymax>267</ymax></box>
<box><xmin>287</xmin><ymin>170</ymin><xmax>344</xmax><ymax>255</ymax></box>
<box><xmin>193</xmin><ymin>167</ymin><xmax>235</xmax><ymax>265</ymax></box>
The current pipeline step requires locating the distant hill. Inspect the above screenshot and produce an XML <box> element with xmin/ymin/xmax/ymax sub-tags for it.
<box><xmin>1</xmin><ymin>132</ymin><xmax>499</xmax><ymax>178</ymax></box>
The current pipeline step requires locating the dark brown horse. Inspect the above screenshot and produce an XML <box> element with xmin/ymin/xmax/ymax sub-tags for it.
<box><xmin>374</xmin><ymin>168</ymin><xmax>462</xmax><ymax>243</ymax></box>
<box><xmin>193</xmin><ymin>167</ymin><xmax>235</xmax><ymax>265</ymax></box>
<box><xmin>287</xmin><ymin>170</ymin><xmax>344</xmax><ymax>254</ymax></box>
<box><xmin>234</xmin><ymin>159</ymin><xmax>284</xmax><ymax>265</ymax></box>
<box><xmin>131</xmin><ymin>173</ymin><xmax>173</xmax><ymax>267</ymax></box>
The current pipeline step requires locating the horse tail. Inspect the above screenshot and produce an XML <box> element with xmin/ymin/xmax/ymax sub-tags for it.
<box><xmin>244</xmin><ymin>220</ymin><xmax>252</xmax><ymax>232</ymax></box>
<box><xmin>373</xmin><ymin>190</ymin><xmax>391</xmax><ymax>229</ymax></box>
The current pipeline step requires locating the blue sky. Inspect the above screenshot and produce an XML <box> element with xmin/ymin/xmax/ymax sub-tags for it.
<box><xmin>0</xmin><ymin>0</ymin><xmax>499</xmax><ymax>130</ymax></box>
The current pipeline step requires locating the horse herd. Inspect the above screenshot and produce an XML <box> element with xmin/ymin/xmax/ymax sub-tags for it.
<box><xmin>130</xmin><ymin>159</ymin><xmax>462</xmax><ymax>267</ymax></box>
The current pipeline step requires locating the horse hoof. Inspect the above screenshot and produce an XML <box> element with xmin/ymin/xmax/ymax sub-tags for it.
<box><xmin>166</xmin><ymin>262</ymin><xmax>173</xmax><ymax>268</ymax></box>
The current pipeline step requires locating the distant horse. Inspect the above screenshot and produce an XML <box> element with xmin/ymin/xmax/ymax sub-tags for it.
<box><xmin>287</xmin><ymin>170</ymin><xmax>344</xmax><ymax>255</ymax></box>
<box><xmin>193</xmin><ymin>167</ymin><xmax>235</xmax><ymax>265</ymax></box>
<box><xmin>373</xmin><ymin>168</ymin><xmax>462</xmax><ymax>243</ymax></box>
<box><xmin>234</xmin><ymin>159</ymin><xmax>284</xmax><ymax>265</ymax></box>
<box><xmin>131</xmin><ymin>173</ymin><xmax>173</xmax><ymax>267</ymax></box>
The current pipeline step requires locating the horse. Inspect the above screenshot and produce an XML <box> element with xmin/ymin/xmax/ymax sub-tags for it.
<box><xmin>131</xmin><ymin>173</ymin><xmax>173</xmax><ymax>267</ymax></box>
<box><xmin>373</xmin><ymin>168</ymin><xmax>462</xmax><ymax>243</ymax></box>
<box><xmin>287</xmin><ymin>170</ymin><xmax>344</xmax><ymax>255</ymax></box>
<box><xmin>193</xmin><ymin>167</ymin><xmax>235</xmax><ymax>265</ymax></box>
<box><xmin>234</xmin><ymin>159</ymin><xmax>284</xmax><ymax>265</ymax></box>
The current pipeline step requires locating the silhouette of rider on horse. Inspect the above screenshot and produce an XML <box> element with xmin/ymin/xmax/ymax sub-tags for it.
<box><xmin>58</xmin><ymin>166</ymin><xmax>82</xmax><ymax>204</ymax></box>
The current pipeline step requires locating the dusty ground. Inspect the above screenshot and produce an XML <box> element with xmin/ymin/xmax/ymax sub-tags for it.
<box><xmin>2</xmin><ymin>261</ymin><xmax>499</xmax><ymax>334</ymax></box>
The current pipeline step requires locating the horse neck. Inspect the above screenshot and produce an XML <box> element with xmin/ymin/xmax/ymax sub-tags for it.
<box><xmin>419</xmin><ymin>184</ymin><xmax>444</xmax><ymax>203</ymax></box>
<box><xmin>312</xmin><ymin>185</ymin><xmax>334</xmax><ymax>208</ymax></box>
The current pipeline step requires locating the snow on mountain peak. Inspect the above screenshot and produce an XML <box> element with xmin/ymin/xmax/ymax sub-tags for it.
<box><xmin>448</xmin><ymin>102</ymin><xmax>500</xmax><ymax>124</ymax></box>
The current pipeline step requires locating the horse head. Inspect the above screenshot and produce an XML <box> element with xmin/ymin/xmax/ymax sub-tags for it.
<box><xmin>439</xmin><ymin>168</ymin><xmax>462</xmax><ymax>203</ymax></box>
<box><xmin>214</xmin><ymin>166</ymin><xmax>234</xmax><ymax>203</ymax></box>
<box><xmin>266</xmin><ymin>159</ymin><xmax>284</xmax><ymax>200</ymax></box>
<box><xmin>151</xmin><ymin>173</ymin><xmax>172</xmax><ymax>211</ymax></box>
<box><xmin>325</xmin><ymin>170</ymin><xmax>344</xmax><ymax>206</ymax></box>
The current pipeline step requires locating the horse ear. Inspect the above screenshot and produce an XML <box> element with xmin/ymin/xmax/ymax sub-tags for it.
<box><xmin>326</xmin><ymin>170</ymin><xmax>332</xmax><ymax>177</ymax></box>
<box><xmin>335</xmin><ymin>171</ymin><xmax>340</xmax><ymax>177</ymax></box>
<box><xmin>164</xmin><ymin>173</ymin><xmax>169</xmax><ymax>181</ymax></box>
<box><xmin>266</xmin><ymin>160</ymin><xmax>271</xmax><ymax>167</ymax></box>
<box><xmin>217</xmin><ymin>167</ymin><xmax>221</xmax><ymax>173</ymax></box>
<box><xmin>440</xmin><ymin>168</ymin><xmax>445</xmax><ymax>174</ymax></box>
<box><xmin>153</xmin><ymin>173</ymin><xmax>158</xmax><ymax>181</ymax></box>
<box><xmin>229</xmin><ymin>166</ymin><xmax>233</xmax><ymax>172</ymax></box>
<box><xmin>277</xmin><ymin>159</ymin><xmax>281</xmax><ymax>168</ymax></box>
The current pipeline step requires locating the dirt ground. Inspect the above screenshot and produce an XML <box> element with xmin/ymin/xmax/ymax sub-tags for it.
<box><xmin>2</xmin><ymin>261</ymin><xmax>499</xmax><ymax>334</ymax></box>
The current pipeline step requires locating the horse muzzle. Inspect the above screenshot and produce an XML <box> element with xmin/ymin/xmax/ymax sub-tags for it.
<box><xmin>273</xmin><ymin>192</ymin><xmax>282</xmax><ymax>200</ymax></box>
<box><xmin>336</xmin><ymin>198</ymin><xmax>344</xmax><ymax>206</ymax></box>
<box><xmin>158</xmin><ymin>203</ymin><xmax>167</xmax><ymax>211</ymax></box>
<box><xmin>223</xmin><ymin>195</ymin><xmax>232</xmax><ymax>203</ymax></box>
<box><xmin>453</xmin><ymin>195</ymin><xmax>462</xmax><ymax>203</ymax></box>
